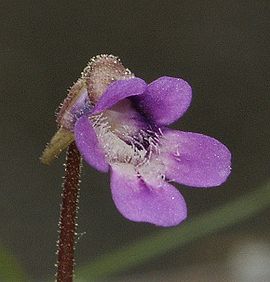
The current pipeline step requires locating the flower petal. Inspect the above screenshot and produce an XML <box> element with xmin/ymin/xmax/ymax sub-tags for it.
<box><xmin>133</xmin><ymin>76</ymin><xmax>192</xmax><ymax>125</ymax></box>
<box><xmin>110</xmin><ymin>164</ymin><xmax>187</xmax><ymax>227</ymax></box>
<box><xmin>92</xmin><ymin>78</ymin><xmax>147</xmax><ymax>114</ymax></box>
<box><xmin>160</xmin><ymin>130</ymin><xmax>231</xmax><ymax>187</ymax></box>
<box><xmin>74</xmin><ymin>115</ymin><xmax>109</xmax><ymax>172</ymax></box>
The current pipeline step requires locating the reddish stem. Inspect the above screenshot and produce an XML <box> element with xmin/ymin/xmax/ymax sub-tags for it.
<box><xmin>56</xmin><ymin>142</ymin><xmax>81</xmax><ymax>282</ymax></box>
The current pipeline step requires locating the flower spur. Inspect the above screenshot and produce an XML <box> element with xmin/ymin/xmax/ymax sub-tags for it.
<box><xmin>41</xmin><ymin>54</ymin><xmax>231</xmax><ymax>227</ymax></box>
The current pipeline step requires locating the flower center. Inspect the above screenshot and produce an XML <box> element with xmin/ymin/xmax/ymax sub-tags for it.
<box><xmin>90</xmin><ymin>99</ymin><xmax>166</xmax><ymax>187</ymax></box>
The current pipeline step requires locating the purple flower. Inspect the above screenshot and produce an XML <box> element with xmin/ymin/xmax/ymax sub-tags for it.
<box><xmin>56</xmin><ymin>55</ymin><xmax>231</xmax><ymax>227</ymax></box>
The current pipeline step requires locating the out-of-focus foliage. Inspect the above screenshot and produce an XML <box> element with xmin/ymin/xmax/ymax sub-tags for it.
<box><xmin>0</xmin><ymin>243</ymin><xmax>28</xmax><ymax>282</ymax></box>
<box><xmin>76</xmin><ymin>181</ymin><xmax>270</xmax><ymax>281</ymax></box>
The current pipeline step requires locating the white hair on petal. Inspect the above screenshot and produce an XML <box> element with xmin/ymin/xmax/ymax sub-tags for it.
<box><xmin>90</xmin><ymin>114</ymin><xmax>166</xmax><ymax>187</ymax></box>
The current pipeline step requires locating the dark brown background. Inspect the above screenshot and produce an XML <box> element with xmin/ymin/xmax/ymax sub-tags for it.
<box><xmin>1</xmin><ymin>1</ymin><xmax>269</xmax><ymax>280</ymax></box>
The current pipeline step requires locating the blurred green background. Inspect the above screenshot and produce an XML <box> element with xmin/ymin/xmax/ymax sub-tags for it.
<box><xmin>1</xmin><ymin>1</ymin><xmax>269</xmax><ymax>281</ymax></box>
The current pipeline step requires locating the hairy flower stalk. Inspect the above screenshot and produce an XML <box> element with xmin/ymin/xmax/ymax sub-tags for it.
<box><xmin>56</xmin><ymin>142</ymin><xmax>81</xmax><ymax>282</ymax></box>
